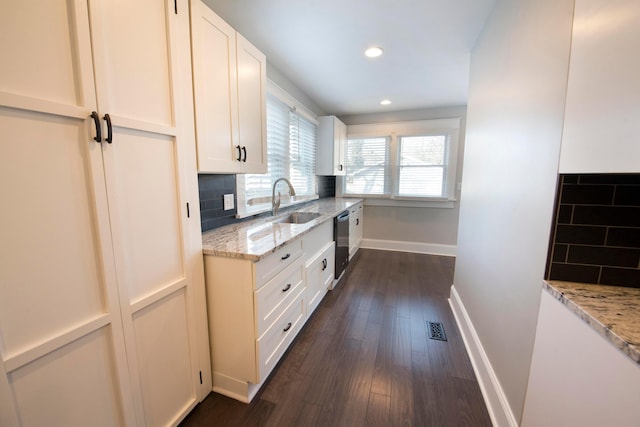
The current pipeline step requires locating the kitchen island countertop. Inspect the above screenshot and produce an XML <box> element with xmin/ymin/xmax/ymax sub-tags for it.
<box><xmin>201</xmin><ymin>198</ymin><xmax>362</xmax><ymax>261</ymax></box>
<box><xmin>543</xmin><ymin>280</ymin><xmax>640</xmax><ymax>365</ymax></box>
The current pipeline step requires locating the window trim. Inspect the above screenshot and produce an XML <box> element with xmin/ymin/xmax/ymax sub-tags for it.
<box><xmin>337</xmin><ymin>118</ymin><xmax>461</xmax><ymax>207</ymax></box>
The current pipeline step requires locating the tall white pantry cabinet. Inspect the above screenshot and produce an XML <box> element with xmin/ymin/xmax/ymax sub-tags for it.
<box><xmin>0</xmin><ymin>1</ymin><xmax>210</xmax><ymax>426</ymax></box>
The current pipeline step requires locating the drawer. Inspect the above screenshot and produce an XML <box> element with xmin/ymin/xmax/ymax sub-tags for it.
<box><xmin>256</xmin><ymin>289</ymin><xmax>306</xmax><ymax>382</ymax></box>
<box><xmin>254</xmin><ymin>238</ymin><xmax>303</xmax><ymax>288</ymax></box>
<box><xmin>254</xmin><ymin>258</ymin><xmax>303</xmax><ymax>337</ymax></box>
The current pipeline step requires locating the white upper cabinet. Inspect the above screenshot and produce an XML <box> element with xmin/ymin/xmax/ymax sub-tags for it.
<box><xmin>191</xmin><ymin>0</ymin><xmax>267</xmax><ymax>174</ymax></box>
<box><xmin>316</xmin><ymin>115</ymin><xmax>347</xmax><ymax>176</ymax></box>
<box><xmin>0</xmin><ymin>0</ymin><xmax>208</xmax><ymax>425</ymax></box>
<box><xmin>559</xmin><ymin>0</ymin><xmax>640</xmax><ymax>173</ymax></box>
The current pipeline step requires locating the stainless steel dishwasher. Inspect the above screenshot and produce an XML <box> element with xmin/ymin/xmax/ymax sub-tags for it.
<box><xmin>334</xmin><ymin>210</ymin><xmax>349</xmax><ymax>282</ymax></box>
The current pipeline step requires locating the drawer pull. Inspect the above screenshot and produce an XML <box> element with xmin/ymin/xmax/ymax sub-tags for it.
<box><xmin>281</xmin><ymin>253</ymin><xmax>291</xmax><ymax>260</ymax></box>
<box><xmin>322</xmin><ymin>258</ymin><xmax>327</xmax><ymax>270</ymax></box>
<box><xmin>283</xmin><ymin>322</ymin><xmax>292</xmax><ymax>332</ymax></box>
<box><xmin>282</xmin><ymin>283</ymin><xmax>291</xmax><ymax>292</ymax></box>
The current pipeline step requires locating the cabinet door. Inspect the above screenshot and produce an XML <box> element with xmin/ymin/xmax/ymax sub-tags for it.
<box><xmin>559</xmin><ymin>0</ymin><xmax>640</xmax><ymax>173</ymax></box>
<box><xmin>317</xmin><ymin>116</ymin><xmax>347</xmax><ymax>175</ymax></box>
<box><xmin>306</xmin><ymin>242</ymin><xmax>334</xmax><ymax>315</ymax></box>
<box><xmin>190</xmin><ymin>0</ymin><xmax>239</xmax><ymax>173</ymax></box>
<box><xmin>306</xmin><ymin>255</ymin><xmax>323</xmax><ymax>315</ymax></box>
<box><xmin>335</xmin><ymin>118</ymin><xmax>347</xmax><ymax>176</ymax></box>
<box><xmin>89</xmin><ymin>0</ymin><xmax>204</xmax><ymax>424</ymax></box>
<box><xmin>0</xmin><ymin>1</ymin><xmax>135</xmax><ymax>425</ymax></box>
<box><xmin>237</xmin><ymin>34</ymin><xmax>268</xmax><ymax>174</ymax></box>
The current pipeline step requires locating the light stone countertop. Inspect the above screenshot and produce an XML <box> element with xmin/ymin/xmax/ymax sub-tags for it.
<box><xmin>544</xmin><ymin>281</ymin><xmax>640</xmax><ymax>365</ymax></box>
<box><xmin>201</xmin><ymin>198</ymin><xmax>362</xmax><ymax>261</ymax></box>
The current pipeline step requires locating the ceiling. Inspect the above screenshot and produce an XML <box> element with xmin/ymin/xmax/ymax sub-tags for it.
<box><xmin>202</xmin><ymin>0</ymin><xmax>496</xmax><ymax>116</ymax></box>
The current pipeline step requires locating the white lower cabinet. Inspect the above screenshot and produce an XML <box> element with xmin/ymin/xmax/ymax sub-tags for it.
<box><xmin>204</xmin><ymin>219</ymin><xmax>334</xmax><ymax>402</ymax></box>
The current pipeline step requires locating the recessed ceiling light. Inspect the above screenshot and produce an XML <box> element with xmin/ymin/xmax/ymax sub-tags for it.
<box><xmin>365</xmin><ymin>47</ymin><xmax>384</xmax><ymax>58</ymax></box>
<box><xmin>380</xmin><ymin>99</ymin><xmax>391</xmax><ymax>106</ymax></box>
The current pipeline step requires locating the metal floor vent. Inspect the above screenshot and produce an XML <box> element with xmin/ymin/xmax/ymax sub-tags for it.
<box><xmin>427</xmin><ymin>321</ymin><xmax>447</xmax><ymax>341</ymax></box>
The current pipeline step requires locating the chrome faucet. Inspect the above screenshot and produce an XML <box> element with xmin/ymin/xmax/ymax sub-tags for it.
<box><xmin>272</xmin><ymin>177</ymin><xmax>296</xmax><ymax>216</ymax></box>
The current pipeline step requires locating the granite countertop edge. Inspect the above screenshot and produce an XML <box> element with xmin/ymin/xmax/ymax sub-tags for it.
<box><xmin>543</xmin><ymin>280</ymin><xmax>640</xmax><ymax>365</ymax></box>
<box><xmin>201</xmin><ymin>198</ymin><xmax>363</xmax><ymax>261</ymax></box>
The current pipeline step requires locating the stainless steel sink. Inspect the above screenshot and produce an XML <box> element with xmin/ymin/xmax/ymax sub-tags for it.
<box><xmin>273</xmin><ymin>212</ymin><xmax>323</xmax><ymax>224</ymax></box>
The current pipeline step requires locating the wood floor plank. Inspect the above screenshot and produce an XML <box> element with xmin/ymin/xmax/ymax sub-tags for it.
<box><xmin>179</xmin><ymin>249</ymin><xmax>492</xmax><ymax>427</ymax></box>
<box><xmin>366</xmin><ymin>392</ymin><xmax>391</xmax><ymax>427</ymax></box>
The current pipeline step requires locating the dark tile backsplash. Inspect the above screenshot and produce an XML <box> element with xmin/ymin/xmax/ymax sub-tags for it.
<box><xmin>198</xmin><ymin>174</ymin><xmax>337</xmax><ymax>232</ymax></box>
<box><xmin>546</xmin><ymin>174</ymin><xmax>640</xmax><ymax>288</ymax></box>
<box><xmin>317</xmin><ymin>175</ymin><xmax>336</xmax><ymax>198</ymax></box>
<box><xmin>198</xmin><ymin>174</ymin><xmax>238</xmax><ymax>232</ymax></box>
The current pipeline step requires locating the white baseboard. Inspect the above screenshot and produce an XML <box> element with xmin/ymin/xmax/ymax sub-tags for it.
<box><xmin>361</xmin><ymin>238</ymin><xmax>456</xmax><ymax>257</ymax></box>
<box><xmin>449</xmin><ymin>285</ymin><xmax>519</xmax><ymax>427</ymax></box>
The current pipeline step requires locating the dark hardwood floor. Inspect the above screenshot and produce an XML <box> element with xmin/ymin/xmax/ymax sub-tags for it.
<box><xmin>180</xmin><ymin>249</ymin><xmax>492</xmax><ymax>427</ymax></box>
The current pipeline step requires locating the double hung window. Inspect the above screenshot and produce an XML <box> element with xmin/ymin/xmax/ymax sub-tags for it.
<box><xmin>341</xmin><ymin>119</ymin><xmax>460</xmax><ymax>205</ymax></box>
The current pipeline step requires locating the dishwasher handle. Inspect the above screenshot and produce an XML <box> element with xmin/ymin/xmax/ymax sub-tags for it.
<box><xmin>336</xmin><ymin>211</ymin><xmax>349</xmax><ymax>222</ymax></box>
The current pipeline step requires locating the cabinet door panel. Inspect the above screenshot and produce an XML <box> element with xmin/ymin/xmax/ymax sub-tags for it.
<box><xmin>0</xmin><ymin>0</ymin><xmax>94</xmax><ymax>109</ymax></box>
<box><xmin>104</xmin><ymin>130</ymin><xmax>184</xmax><ymax>303</ymax></box>
<box><xmin>133</xmin><ymin>289</ymin><xmax>195</xmax><ymax>426</ymax></box>
<box><xmin>0</xmin><ymin>111</ymin><xmax>107</xmax><ymax>354</ymax></box>
<box><xmin>7</xmin><ymin>328</ymin><xmax>125</xmax><ymax>427</ymax></box>
<box><xmin>90</xmin><ymin>0</ymin><xmax>173</xmax><ymax>126</ymax></box>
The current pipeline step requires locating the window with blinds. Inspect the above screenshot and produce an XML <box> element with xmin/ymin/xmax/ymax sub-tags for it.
<box><xmin>342</xmin><ymin>118</ymin><xmax>460</xmax><ymax>203</ymax></box>
<box><xmin>397</xmin><ymin>135</ymin><xmax>449</xmax><ymax>197</ymax></box>
<box><xmin>238</xmin><ymin>91</ymin><xmax>317</xmax><ymax>216</ymax></box>
<box><xmin>344</xmin><ymin>137</ymin><xmax>390</xmax><ymax>195</ymax></box>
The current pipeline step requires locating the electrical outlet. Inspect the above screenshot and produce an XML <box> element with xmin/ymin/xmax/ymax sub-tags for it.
<box><xmin>223</xmin><ymin>194</ymin><xmax>234</xmax><ymax>211</ymax></box>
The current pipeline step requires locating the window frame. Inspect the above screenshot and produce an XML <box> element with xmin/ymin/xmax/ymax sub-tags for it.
<box><xmin>236</xmin><ymin>80</ymin><xmax>319</xmax><ymax>218</ymax></box>
<box><xmin>338</xmin><ymin>118</ymin><xmax>461</xmax><ymax>208</ymax></box>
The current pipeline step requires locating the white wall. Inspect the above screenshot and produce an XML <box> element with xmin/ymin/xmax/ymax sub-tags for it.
<box><xmin>341</xmin><ymin>107</ymin><xmax>466</xmax><ymax>255</ymax></box>
<box><xmin>451</xmin><ymin>0</ymin><xmax>574</xmax><ymax>424</ymax></box>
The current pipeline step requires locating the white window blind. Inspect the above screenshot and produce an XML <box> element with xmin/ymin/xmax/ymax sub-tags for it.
<box><xmin>397</xmin><ymin>135</ymin><xmax>449</xmax><ymax>197</ymax></box>
<box><xmin>238</xmin><ymin>92</ymin><xmax>317</xmax><ymax>216</ymax></box>
<box><xmin>344</xmin><ymin>137</ymin><xmax>390</xmax><ymax>195</ymax></box>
